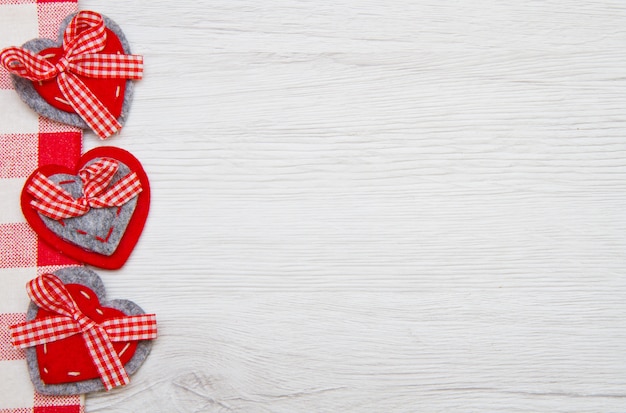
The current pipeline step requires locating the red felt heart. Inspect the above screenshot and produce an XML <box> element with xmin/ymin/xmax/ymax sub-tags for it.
<box><xmin>32</xmin><ymin>27</ymin><xmax>126</xmax><ymax>118</ymax></box>
<box><xmin>35</xmin><ymin>283</ymin><xmax>139</xmax><ymax>384</ymax></box>
<box><xmin>21</xmin><ymin>147</ymin><xmax>150</xmax><ymax>269</ymax></box>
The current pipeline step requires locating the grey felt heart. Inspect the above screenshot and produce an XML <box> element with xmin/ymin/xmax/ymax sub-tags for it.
<box><xmin>25</xmin><ymin>267</ymin><xmax>153</xmax><ymax>395</ymax></box>
<box><xmin>38</xmin><ymin>159</ymin><xmax>138</xmax><ymax>256</ymax></box>
<box><xmin>11</xmin><ymin>13</ymin><xmax>135</xmax><ymax>131</ymax></box>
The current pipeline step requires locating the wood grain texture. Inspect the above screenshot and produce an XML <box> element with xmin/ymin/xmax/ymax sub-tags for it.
<box><xmin>76</xmin><ymin>0</ymin><xmax>626</xmax><ymax>411</ymax></box>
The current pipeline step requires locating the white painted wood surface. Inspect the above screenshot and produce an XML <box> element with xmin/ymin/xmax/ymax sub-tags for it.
<box><xmin>78</xmin><ymin>1</ymin><xmax>626</xmax><ymax>411</ymax></box>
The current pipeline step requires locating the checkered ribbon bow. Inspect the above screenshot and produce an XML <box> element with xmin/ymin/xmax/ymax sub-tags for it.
<box><xmin>0</xmin><ymin>10</ymin><xmax>143</xmax><ymax>139</ymax></box>
<box><xmin>9</xmin><ymin>274</ymin><xmax>157</xmax><ymax>390</ymax></box>
<box><xmin>26</xmin><ymin>158</ymin><xmax>142</xmax><ymax>221</ymax></box>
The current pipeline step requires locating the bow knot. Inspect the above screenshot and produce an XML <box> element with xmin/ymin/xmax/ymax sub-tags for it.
<box><xmin>26</xmin><ymin>158</ymin><xmax>142</xmax><ymax>221</ymax></box>
<box><xmin>0</xmin><ymin>10</ymin><xmax>143</xmax><ymax>138</ymax></box>
<box><xmin>54</xmin><ymin>56</ymin><xmax>70</xmax><ymax>74</ymax></box>
<box><xmin>78</xmin><ymin>196</ymin><xmax>89</xmax><ymax>207</ymax></box>
<box><xmin>9</xmin><ymin>274</ymin><xmax>157</xmax><ymax>391</ymax></box>
<box><xmin>75</xmin><ymin>194</ymin><xmax>107</xmax><ymax>213</ymax></box>
<box><xmin>74</xmin><ymin>312</ymin><xmax>97</xmax><ymax>331</ymax></box>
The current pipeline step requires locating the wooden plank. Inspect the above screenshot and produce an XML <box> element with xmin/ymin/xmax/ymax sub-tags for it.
<box><xmin>80</xmin><ymin>1</ymin><xmax>626</xmax><ymax>411</ymax></box>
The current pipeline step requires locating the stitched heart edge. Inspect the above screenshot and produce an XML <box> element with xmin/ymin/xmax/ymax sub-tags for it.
<box><xmin>25</xmin><ymin>266</ymin><xmax>154</xmax><ymax>395</ymax></box>
<box><xmin>21</xmin><ymin>146</ymin><xmax>151</xmax><ymax>269</ymax></box>
<box><xmin>11</xmin><ymin>12</ymin><xmax>135</xmax><ymax>132</ymax></box>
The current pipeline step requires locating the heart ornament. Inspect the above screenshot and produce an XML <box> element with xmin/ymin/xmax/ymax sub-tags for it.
<box><xmin>0</xmin><ymin>10</ymin><xmax>143</xmax><ymax>139</ymax></box>
<box><xmin>11</xmin><ymin>267</ymin><xmax>157</xmax><ymax>395</ymax></box>
<box><xmin>21</xmin><ymin>147</ymin><xmax>150</xmax><ymax>269</ymax></box>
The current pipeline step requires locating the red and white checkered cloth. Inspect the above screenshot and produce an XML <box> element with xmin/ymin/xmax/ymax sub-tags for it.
<box><xmin>0</xmin><ymin>0</ymin><xmax>85</xmax><ymax>411</ymax></box>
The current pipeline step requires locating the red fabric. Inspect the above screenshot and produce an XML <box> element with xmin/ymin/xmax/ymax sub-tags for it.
<box><xmin>34</xmin><ymin>407</ymin><xmax>82</xmax><ymax>413</ymax></box>
<box><xmin>21</xmin><ymin>147</ymin><xmax>151</xmax><ymax>269</ymax></box>
<box><xmin>37</xmin><ymin>131</ymin><xmax>82</xmax><ymax>267</ymax></box>
<box><xmin>10</xmin><ymin>274</ymin><xmax>157</xmax><ymax>390</ymax></box>
<box><xmin>0</xmin><ymin>314</ymin><xmax>27</xmax><ymax>361</ymax></box>
<box><xmin>0</xmin><ymin>223</ymin><xmax>38</xmax><ymax>268</ymax></box>
<box><xmin>37</xmin><ymin>238</ymin><xmax>78</xmax><ymax>267</ymax></box>
<box><xmin>36</xmin><ymin>0</ymin><xmax>77</xmax><ymax>3</ymax></box>
<box><xmin>0</xmin><ymin>11</ymin><xmax>143</xmax><ymax>139</ymax></box>
<box><xmin>38</xmin><ymin>132</ymin><xmax>82</xmax><ymax>170</ymax></box>
<box><xmin>1</xmin><ymin>1</ymin><xmax>83</xmax><ymax>410</ymax></box>
<box><xmin>0</xmin><ymin>134</ymin><xmax>39</xmax><ymax>178</ymax></box>
<box><xmin>32</xmin><ymin>390</ymin><xmax>84</xmax><ymax>413</ymax></box>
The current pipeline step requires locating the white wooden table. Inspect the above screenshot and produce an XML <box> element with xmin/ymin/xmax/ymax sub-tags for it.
<box><xmin>79</xmin><ymin>1</ymin><xmax>626</xmax><ymax>411</ymax></box>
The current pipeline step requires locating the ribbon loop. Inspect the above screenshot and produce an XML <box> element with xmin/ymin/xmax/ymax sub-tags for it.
<box><xmin>0</xmin><ymin>47</ymin><xmax>57</xmax><ymax>81</ymax></box>
<box><xmin>9</xmin><ymin>274</ymin><xmax>157</xmax><ymax>391</ymax></box>
<box><xmin>26</xmin><ymin>158</ymin><xmax>142</xmax><ymax>221</ymax></box>
<box><xmin>0</xmin><ymin>10</ymin><xmax>143</xmax><ymax>138</ymax></box>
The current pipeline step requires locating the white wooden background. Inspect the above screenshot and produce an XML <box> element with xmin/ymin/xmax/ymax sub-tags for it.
<box><xmin>74</xmin><ymin>0</ymin><xmax>626</xmax><ymax>411</ymax></box>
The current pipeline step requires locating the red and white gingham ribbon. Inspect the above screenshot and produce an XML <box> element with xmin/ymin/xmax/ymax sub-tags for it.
<box><xmin>26</xmin><ymin>158</ymin><xmax>142</xmax><ymax>221</ymax></box>
<box><xmin>0</xmin><ymin>10</ymin><xmax>143</xmax><ymax>139</ymax></box>
<box><xmin>9</xmin><ymin>274</ymin><xmax>157</xmax><ymax>390</ymax></box>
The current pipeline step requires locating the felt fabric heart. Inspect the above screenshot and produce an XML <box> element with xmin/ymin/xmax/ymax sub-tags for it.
<box><xmin>6</xmin><ymin>12</ymin><xmax>139</xmax><ymax>137</ymax></box>
<box><xmin>21</xmin><ymin>147</ymin><xmax>150</xmax><ymax>269</ymax></box>
<box><xmin>32</xmin><ymin>27</ymin><xmax>127</xmax><ymax>120</ymax></box>
<box><xmin>22</xmin><ymin>267</ymin><xmax>155</xmax><ymax>395</ymax></box>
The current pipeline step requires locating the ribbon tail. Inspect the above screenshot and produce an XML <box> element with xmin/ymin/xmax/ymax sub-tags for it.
<box><xmin>71</xmin><ymin>54</ymin><xmax>144</xmax><ymax>80</ymax></box>
<box><xmin>90</xmin><ymin>172</ymin><xmax>143</xmax><ymax>208</ymax></box>
<box><xmin>27</xmin><ymin>172</ymin><xmax>75</xmax><ymax>205</ymax></box>
<box><xmin>31</xmin><ymin>199</ymin><xmax>90</xmax><ymax>220</ymax></box>
<box><xmin>83</xmin><ymin>327</ymin><xmax>129</xmax><ymax>390</ymax></box>
<box><xmin>57</xmin><ymin>72</ymin><xmax>122</xmax><ymax>139</ymax></box>
<box><xmin>10</xmin><ymin>316</ymin><xmax>80</xmax><ymax>348</ymax></box>
<box><xmin>27</xmin><ymin>172</ymin><xmax>89</xmax><ymax>220</ymax></box>
<box><xmin>102</xmin><ymin>314</ymin><xmax>158</xmax><ymax>341</ymax></box>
